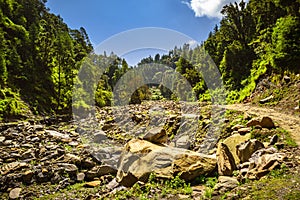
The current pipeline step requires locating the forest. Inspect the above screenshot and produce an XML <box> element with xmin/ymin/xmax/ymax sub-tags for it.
<box><xmin>0</xmin><ymin>0</ymin><xmax>299</xmax><ymax>120</ymax></box>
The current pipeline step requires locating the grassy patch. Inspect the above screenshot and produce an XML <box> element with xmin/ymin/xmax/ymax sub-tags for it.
<box><xmin>277</xmin><ymin>128</ymin><xmax>298</xmax><ymax>148</ymax></box>
<box><xmin>107</xmin><ymin>174</ymin><xmax>193</xmax><ymax>200</ymax></box>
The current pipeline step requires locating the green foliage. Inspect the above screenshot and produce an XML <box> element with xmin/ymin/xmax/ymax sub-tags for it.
<box><xmin>109</xmin><ymin>174</ymin><xmax>192</xmax><ymax>199</ymax></box>
<box><xmin>0</xmin><ymin>88</ymin><xmax>28</xmax><ymax>120</ymax></box>
<box><xmin>0</xmin><ymin>0</ymin><xmax>92</xmax><ymax>116</ymax></box>
<box><xmin>195</xmin><ymin>175</ymin><xmax>218</xmax><ymax>199</ymax></box>
<box><xmin>271</xmin><ymin>15</ymin><xmax>300</xmax><ymax>72</ymax></box>
<box><xmin>277</xmin><ymin>128</ymin><xmax>298</xmax><ymax>147</ymax></box>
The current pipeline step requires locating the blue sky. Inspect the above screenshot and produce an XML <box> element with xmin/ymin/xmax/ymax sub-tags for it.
<box><xmin>46</xmin><ymin>0</ymin><xmax>241</xmax><ymax>65</ymax></box>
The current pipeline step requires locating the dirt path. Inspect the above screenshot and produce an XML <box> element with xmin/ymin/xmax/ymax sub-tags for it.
<box><xmin>225</xmin><ymin>104</ymin><xmax>300</xmax><ymax>146</ymax></box>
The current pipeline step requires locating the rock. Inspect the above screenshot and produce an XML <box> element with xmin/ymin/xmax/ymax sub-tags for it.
<box><xmin>86</xmin><ymin>165</ymin><xmax>117</xmax><ymax>180</ymax></box>
<box><xmin>1</xmin><ymin>162</ymin><xmax>29</xmax><ymax>175</ymax></box>
<box><xmin>117</xmin><ymin>139</ymin><xmax>216</xmax><ymax>187</ymax></box>
<box><xmin>243</xmin><ymin>149</ymin><xmax>286</xmax><ymax>180</ymax></box>
<box><xmin>106</xmin><ymin>178</ymin><xmax>119</xmax><ymax>190</ymax></box>
<box><xmin>34</xmin><ymin>124</ymin><xmax>44</xmax><ymax>131</ymax></box>
<box><xmin>175</xmin><ymin>135</ymin><xmax>191</xmax><ymax>149</ymax></box>
<box><xmin>142</xmin><ymin>127</ymin><xmax>167</xmax><ymax>144</ymax></box>
<box><xmin>214</xmin><ymin>176</ymin><xmax>239</xmax><ymax>194</ymax></box>
<box><xmin>275</xmin><ymin>143</ymin><xmax>285</xmax><ymax>149</ymax></box>
<box><xmin>77</xmin><ymin>172</ymin><xmax>85</xmax><ymax>182</ymax></box>
<box><xmin>46</xmin><ymin>130</ymin><xmax>71</xmax><ymax>142</ymax></box>
<box><xmin>22</xmin><ymin>170</ymin><xmax>34</xmax><ymax>183</ymax></box>
<box><xmin>64</xmin><ymin>153</ymin><xmax>81</xmax><ymax>165</ymax></box>
<box><xmin>216</xmin><ymin>143</ymin><xmax>236</xmax><ymax>176</ymax></box>
<box><xmin>9</xmin><ymin>188</ymin><xmax>22</xmax><ymax>199</ymax></box>
<box><xmin>85</xmin><ymin>180</ymin><xmax>101</xmax><ymax>187</ymax></box>
<box><xmin>81</xmin><ymin>159</ymin><xmax>96</xmax><ymax>169</ymax></box>
<box><xmin>246</xmin><ymin>119</ymin><xmax>260</xmax><ymax>127</ymax></box>
<box><xmin>247</xmin><ymin>117</ymin><xmax>275</xmax><ymax>129</ymax></box>
<box><xmin>191</xmin><ymin>185</ymin><xmax>205</xmax><ymax>198</ymax></box>
<box><xmin>117</xmin><ymin>171</ymin><xmax>138</xmax><ymax>187</ymax></box>
<box><xmin>93</xmin><ymin>131</ymin><xmax>107</xmax><ymax>143</ymax></box>
<box><xmin>0</xmin><ymin>136</ymin><xmax>5</xmax><ymax>143</ymax></box>
<box><xmin>58</xmin><ymin>163</ymin><xmax>78</xmax><ymax>174</ymax></box>
<box><xmin>260</xmin><ymin>117</ymin><xmax>275</xmax><ymax>129</ymax></box>
<box><xmin>257</xmin><ymin>153</ymin><xmax>286</xmax><ymax>171</ymax></box>
<box><xmin>97</xmin><ymin>165</ymin><xmax>117</xmax><ymax>176</ymax></box>
<box><xmin>283</xmin><ymin>75</ymin><xmax>291</xmax><ymax>84</ymax></box>
<box><xmin>259</xmin><ymin>95</ymin><xmax>274</xmax><ymax>104</ymax></box>
<box><xmin>68</xmin><ymin>141</ymin><xmax>79</xmax><ymax>146</ymax></box>
<box><xmin>231</xmin><ymin>124</ymin><xmax>245</xmax><ymax>131</ymax></box>
<box><xmin>223</xmin><ymin>133</ymin><xmax>251</xmax><ymax>164</ymax></box>
<box><xmin>238</xmin><ymin>127</ymin><xmax>251</xmax><ymax>135</ymax></box>
<box><xmin>132</xmin><ymin>114</ymin><xmax>143</xmax><ymax>123</ymax></box>
<box><xmin>269</xmin><ymin>135</ymin><xmax>279</xmax><ymax>146</ymax></box>
<box><xmin>236</xmin><ymin>139</ymin><xmax>264</xmax><ymax>163</ymax></box>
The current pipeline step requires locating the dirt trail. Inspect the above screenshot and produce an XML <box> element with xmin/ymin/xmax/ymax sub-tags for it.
<box><xmin>225</xmin><ymin>104</ymin><xmax>300</xmax><ymax>146</ymax></box>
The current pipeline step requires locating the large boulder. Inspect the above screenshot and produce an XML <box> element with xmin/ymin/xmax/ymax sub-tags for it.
<box><xmin>216</xmin><ymin>143</ymin><xmax>236</xmax><ymax>176</ymax></box>
<box><xmin>117</xmin><ymin>139</ymin><xmax>216</xmax><ymax>187</ymax></box>
<box><xmin>222</xmin><ymin>133</ymin><xmax>251</xmax><ymax>165</ymax></box>
<box><xmin>236</xmin><ymin>139</ymin><xmax>265</xmax><ymax>163</ymax></box>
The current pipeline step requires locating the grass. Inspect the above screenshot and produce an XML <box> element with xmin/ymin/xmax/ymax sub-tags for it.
<box><xmin>245</xmin><ymin>172</ymin><xmax>300</xmax><ymax>200</ymax></box>
<box><xmin>106</xmin><ymin>173</ymin><xmax>193</xmax><ymax>200</ymax></box>
<box><xmin>34</xmin><ymin>182</ymin><xmax>106</xmax><ymax>200</ymax></box>
<box><xmin>277</xmin><ymin>128</ymin><xmax>298</xmax><ymax>148</ymax></box>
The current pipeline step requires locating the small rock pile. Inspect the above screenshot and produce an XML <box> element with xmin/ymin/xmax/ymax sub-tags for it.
<box><xmin>0</xmin><ymin>121</ymin><xmax>118</xmax><ymax>198</ymax></box>
<box><xmin>213</xmin><ymin>116</ymin><xmax>292</xmax><ymax>196</ymax></box>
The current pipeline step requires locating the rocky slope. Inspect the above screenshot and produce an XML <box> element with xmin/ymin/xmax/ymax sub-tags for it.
<box><xmin>0</xmin><ymin>100</ymin><xmax>299</xmax><ymax>199</ymax></box>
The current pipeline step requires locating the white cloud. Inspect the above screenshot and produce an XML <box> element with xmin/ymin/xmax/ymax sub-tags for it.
<box><xmin>182</xmin><ymin>0</ymin><xmax>245</xmax><ymax>18</ymax></box>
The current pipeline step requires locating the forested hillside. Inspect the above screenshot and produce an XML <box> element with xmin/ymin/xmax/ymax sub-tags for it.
<box><xmin>133</xmin><ymin>0</ymin><xmax>300</xmax><ymax>103</ymax></box>
<box><xmin>0</xmin><ymin>0</ymin><xmax>92</xmax><ymax>119</ymax></box>
<box><xmin>0</xmin><ymin>0</ymin><xmax>299</xmax><ymax>120</ymax></box>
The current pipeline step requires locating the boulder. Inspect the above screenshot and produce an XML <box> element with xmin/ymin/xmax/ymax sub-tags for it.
<box><xmin>236</xmin><ymin>139</ymin><xmax>264</xmax><ymax>163</ymax></box>
<box><xmin>260</xmin><ymin>117</ymin><xmax>275</xmax><ymax>129</ymax></box>
<box><xmin>142</xmin><ymin>127</ymin><xmax>167</xmax><ymax>144</ymax></box>
<box><xmin>216</xmin><ymin>143</ymin><xmax>236</xmax><ymax>176</ymax></box>
<box><xmin>246</xmin><ymin>152</ymin><xmax>286</xmax><ymax>180</ymax></box>
<box><xmin>117</xmin><ymin>139</ymin><xmax>216</xmax><ymax>187</ymax></box>
<box><xmin>246</xmin><ymin>119</ymin><xmax>260</xmax><ymax>127</ymax></box>
<box><xmin>213</xmin><ymin>176</ymin><xmax>239</xmax><ymax>194</ymax></box>
<box><xmin>223</xmin><ymin>133</ymin><xmax>251</xmax><ymax>164</ymax></box>
<box><xmin>246</xmin><ymin>117</ymin><xmax>275</xmax><ymax>129</ymax></box>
